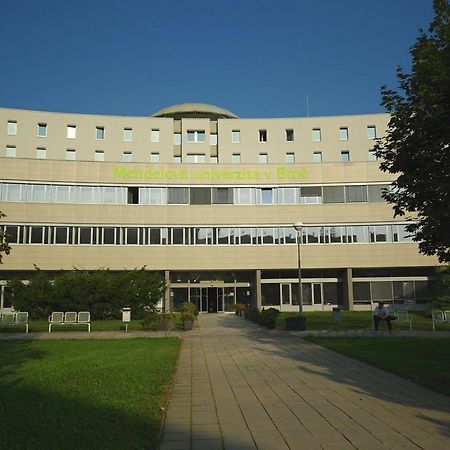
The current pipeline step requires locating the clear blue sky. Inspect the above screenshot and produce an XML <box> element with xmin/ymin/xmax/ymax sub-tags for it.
<box><xmin>0</xmin><ymin>0</ymin><xmax>434</xmax><ymax>118</ymax></box>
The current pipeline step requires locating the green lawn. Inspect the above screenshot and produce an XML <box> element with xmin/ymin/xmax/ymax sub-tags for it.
<box><xmin>307</xmin><ymin>337</ymin><xmax>450</xmax><ymax>396</ymax></box>
<box><xmin>0</xmin><ymin>317</ymin><xmax>184</xmax><ymax>333</ymax></box>
<box><xmin>0</xmin><ymin>338</ymin><xmax>180</xmax><ymax>449</ymax></box>
<box><xmin>276</xmin><ymin>310</ymin><xmax>443</xmax><ymax>331</ymax></box>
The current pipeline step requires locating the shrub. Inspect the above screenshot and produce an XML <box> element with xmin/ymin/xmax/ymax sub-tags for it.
<box><xmin>259</xmin><ymin>308</ymin><xmax>280</xmax><ymax>329</ymax></box>
<box><xmin>9</xmin><ymin>267</ymin><xmax>165</xmax><ymax>320</ymax></box>
<box><xmin>179</xmin><ymin>302</ymin><xmax>198</xmax><ymax>321</ymax></box>
<box><xmin>245</xmin><ymin>306</ymin><xmax>261</xmax><ymax>323</ymax></box>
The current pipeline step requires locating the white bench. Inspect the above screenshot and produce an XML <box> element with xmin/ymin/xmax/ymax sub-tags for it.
<box><xmin>49</xmin><ymin>312</ymin><xmax>91</xmax><ymax>332</ymax></box>
<box><xmin>432</xmin><ymin>310</ymin><xmax>450</xmax><ymax>331</ymax></box>
<box><xmin>0</xmin><ymin>312</ymin><xmax>29</xmax><ymax>333</ymax></box>
<box><xmin>394</xmin><ymin>310</ymin><xmax>412</xmax><ymax>331</ymax></box>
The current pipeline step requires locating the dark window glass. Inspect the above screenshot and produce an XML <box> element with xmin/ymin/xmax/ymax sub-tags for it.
<box><xmin>212</xmin><ymin>187</ymin><xmax>233</xmax><ymax>204</ymax></box>
<box><xmin>345</xmin><ymin>185</ymin><xmax>367</xmax><ymax>202</ymax></box>
<box><xmin>171</xmin><ymin>228</ymin><xmax>184</xmax><ymax>244</ymax></box>
<box><xmin>261</xmin><ymin>284</ymin><xmax>280</xmax><ymax>306</ymax></box>
<box><xmin>55</xmin><ymin>227</ymin><xmax>68</xmax><ymax>244</ymax></box>
<box><xmin>323</xmin><ymin>186</ymin><xmax>345</xmax><ymax>203</ymax></box>
<box><xmin>190</xmin><ymin>187</ymin><xmax>211</xmax><ymax>205</ymax></box>
<box><xmin>300</xmin><ymin>187</ymin><xmax>322</xmax><ymax>203</ymax></box>
<box><xmin>168</xmin><ymin>187</ymin><xmax>188</xmax><ymax>204</ymax></box>
<box><xmin>103</xmin><ymin>227</ymin><xmax>115</xmax><ymax>244</ymax></box>
<box><xmin>30</xmin><ymin>226</ymin><xmax>43</xmax><ymax>244</ymax></box>
<box><xmin>239</xmin><ymin>228</ymin><xmax>252</xmax><ymax>244</ymax></box>
<box><xmin>368</xmin><ymin>184</ymin><xmax>389</xmax><ymax>202</ymax></box>
<box><xmin>353</xmin><ymin>282</ymin><xmax>371</xmax><ymax>302</ymax></box>
<box><xmin>127</xmin><ymin>228</ymin><xmax>138</xmax><ymax>244</ymax></box>
<box><xmin>79</xmin><ymin>227</ymin><xmax>92</xmax><ymax>244</ymax></box>
<box><xmin>149</xmin><ymin>228</ymin><xmax>161</xmax><ymax>244</ymax></box>
<box><xmin>5</xmin><ymin>226</ymin><xmax>18</xmax><ymax>243</ymax></box>
<box><xmin>323</xmin><ymin>283</ymin><xmax>343</xmax><ymax>305</ymax></box>
<box><xmin>371</xmin><ymin>281</ymin><xmax>393</xmax><ymax>300</ymax></box>
<box><xmin>127</xmin><ymin>187</ymin><xmax>139</xmax><ymax>204</ymax></box>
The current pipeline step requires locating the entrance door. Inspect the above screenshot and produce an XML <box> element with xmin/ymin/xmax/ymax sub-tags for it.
<box><xmin>207</xmin><ymin>287</ymin><xmax>218</xmax><ymax>313</ymax></box>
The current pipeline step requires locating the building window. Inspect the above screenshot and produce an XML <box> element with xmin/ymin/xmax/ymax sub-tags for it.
<box><xmin>232</xmin><ymin>130</ymin><xmax>240</xmax><ymax>143</ymax></box>
<box><xmin>6</xmin><ymin>145</ymin><xmax>16</xmax><ymax>158</ymax></box>
<box><xmin>210</xmin><ymin>133</ymin><xmax>218</xmax><ymax>145</ymax></box>
<box><xmin>259</xmin><ymin>153</ymin><xmax>268</xmax><ymax>164</ymax></box>
<box><xmin>368</xmin><ymin>149</ymin><xmax>378</xmax><ymax>161</ymax></box>
<box><xmin>367</xmin><ymin>126</ymin><xmax>377</xmax><ymax>139</ymax></box>
<box><xmin>232</xmin><ymin>153</ymin><xmax>241</xmax><ymax>164</ymax></box>
<box><xmin>174</xmin><ymin>133</ymin><xmax>181</xmax><ymax>145</ymax></box>
<box><xmin>94</xmin><ymin>150</ymin><xmax>104</xmax><ymax>161</ymax></box>
<box><xmin>67</xmin><ymin>125</ymin><xmax>76</xmax><ymax>139</ymax></box>
<box><xmin>323</xmin><ymin>186</ymin><xmax>345</xmax><ymax>203</ymax></box>
<box><xmin>341</xmin><ymin>151</ymin><xmax>350</xmax><ymax>162</ymax></box>
<box><xmin>187</xmin><ymin>130</ymin><xmax>205</xmax><ymax>143</ymax></box>
<box><xmin>66</xmin><ymin>149</ymin><xmax>76</xmax><ymax>160</ymax></box>
<box><xmin>173</xmin><ymin>155</ymin><xmax>181</xmax><ymax>163</ymax></box>
<box><xmin>123</xmin><ymin>128</ymin><xmax>132</xmax><ymax>142</ymax></box>
<box><xmin>186</xmin><ymin>154</ymin><xmax>206</xmax><ymax>164</ymax></box>
<box><xmin>7</xmin><ymin>121</ymin><xmax>17</xmax><ymax>135</ymax></box>
<box><xmin>339</xmin><ymin>127</ymin><xmax>349</xmax><ymax>140</ymax></box>
<box><xmin>259</xmin><ymin>129</ymin><xmax>267</xmax><ymax>142</ymax></box>
<box><xmin>345</xmin><ymin>185</ymin><xmax>368</xmax><ymax>203</ymax></box>
<box><xmin>36</xmin><ymin>147</ymin><xmax>47</xmax><ymax>159</ymax></box>
<box><xmin>38</xmin><ymin>123</ymin><xmax>47</xmax><ymax>137</ymax></box>
<box><xmin>286</xmin><ymin>129</ymin><xmax>294</xmax><ymax>142</ymax></box>
<box><xmin>96</xmin><ymin>127</ymin><xmax>105</xmax><ymax>140</ymax></box>
<box><xmin>286</xmin><ymin>153</ymin><xmax>295</xmax><ymax>163</ymax></box>
<box><xmin>190</xmin><ymin>187</ymin><xmax>212</xmax><ymax>205</ymax></box>
<box><xmin>151</xmin><ymin>129</ymin><xmax>160</xmax><ymax>143</ymax></box>
<box><xmin>150</xmin><ymin>152</ymin><xmax>160</xmax><ymax>163</ymax></box>
<box><xmin>313</xmin><ymin>151</ymin><xmax>322</xmax><ymax>162</ymax></box>
<box><xmin>210</xmin><ymin>156</ymin><xmax>218</xmax><ymax>164</ymax></box>
<box><xmin>123</xmin><ymin>151</ymin><xmax>132</xmax><ymax>162</ymax></box>
<box><xmin>312</xmin><ymin>128</ymin><xmax>321</xmax><ymax>142</ymax></box>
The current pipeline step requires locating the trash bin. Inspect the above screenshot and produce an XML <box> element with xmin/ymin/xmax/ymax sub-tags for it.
<box><xmin>332</xmin><ymin>307</ymin><xmax>341</xmax><ymax>322</ymax></box>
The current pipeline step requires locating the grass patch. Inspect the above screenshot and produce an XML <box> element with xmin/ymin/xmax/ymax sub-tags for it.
<box><xmin>276</xmin><ymin>310</ymin><xmax>441</xmax><ymax>331</ymax></box>
<box><xmin>0</xmin><ymin>317</ymin><xmax>184</xmax><ymax>333</ymax></box>
<box><xmin>307</xmin><ymin>337</ymin><xmax>450</xmax><ymax>396</ymax></box>
<box><xmin>0</xmin><ymin>338</ymin><xmax>180</xmax><ymax>449</ymax></box>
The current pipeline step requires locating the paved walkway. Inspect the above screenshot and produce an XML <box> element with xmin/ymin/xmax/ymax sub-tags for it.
<box><xmin>160</xmin><ymin>314</ymin><xmax>450</xmax><ymax>450</ymax></box>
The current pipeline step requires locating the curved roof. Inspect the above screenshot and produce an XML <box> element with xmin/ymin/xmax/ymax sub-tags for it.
<box><xmin>152</xmin><ymin>102</ymin><xmax>238</xmax><ymax>119</ymax></box>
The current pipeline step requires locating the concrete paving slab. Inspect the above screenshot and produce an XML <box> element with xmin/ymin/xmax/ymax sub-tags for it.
<box><xmin>159</xmin><ymin>314</ymin><xmax>450</xmax><ymax>449</ymax></box>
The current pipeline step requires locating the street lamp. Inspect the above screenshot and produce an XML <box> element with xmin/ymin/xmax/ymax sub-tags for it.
<box><xmin>293</xmin><ymin>221</ymin><xmax>304</xmax><ymax>316</ymax></box>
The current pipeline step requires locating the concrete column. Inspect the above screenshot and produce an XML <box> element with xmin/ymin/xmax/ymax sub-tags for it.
<box><xmin>256</xmin><ymin>269</ymin><xmax>262</xmax><ymax>310</ymax></box>
<box><xmin>344</xmin><ymin>268</ymin><xmax>354</xmax><ymax>311</ymax></box>
<box><xmin>164</xmin><ymin>270</ymin><xmax>171</xmax><ymax>313</ymax></box>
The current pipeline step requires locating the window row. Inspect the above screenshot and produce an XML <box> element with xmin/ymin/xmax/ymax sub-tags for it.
<box><xmin>0</xmin><ymin>183</ymin><xmax>390</xmax><ymax>205</ymax></box>
<box><xmin>2</xmin><ymin>223</ymin><xmax>414</xmax><ymax>246</ymax></box>
<box><xmin>3</xmin><ymin>146</ymin><xmax>378</xmax><ymax>163</ymax></box>
<box><xmin>353</xmin><ymin>280</ymin><xmax>430</xmax><ymax>305</ymax></box>
<box><xmin>5</xmin><ymin>120</ymin><xmax>378</xmax><ymax>143</ymax></box>
<box><xmin>5</xmin><ymin>121</ymin><xmax>160</xmax><ymax>142</ymax></box>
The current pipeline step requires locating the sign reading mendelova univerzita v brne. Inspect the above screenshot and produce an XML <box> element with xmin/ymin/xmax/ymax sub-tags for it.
<box><xmin>112</xmin><ymin>166</ymin><xmax>309</xmax><ymax>181</ymax></box>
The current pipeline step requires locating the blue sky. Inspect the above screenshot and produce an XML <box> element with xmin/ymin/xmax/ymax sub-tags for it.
<box><xmin>0</xmin><ymin>0</ymin><xmax>434</xmax><ymax>118</ymax></box>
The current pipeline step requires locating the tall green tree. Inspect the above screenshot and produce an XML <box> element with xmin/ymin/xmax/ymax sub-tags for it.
<box><xmin>0</xmin><ymin>211</ymin><xmax>11</xmax><ymax>263</ymax></box>
<box><xmin>374</xmin><ymin>0</ymin><xmax>450</xmax><ymax>262</ymax></box>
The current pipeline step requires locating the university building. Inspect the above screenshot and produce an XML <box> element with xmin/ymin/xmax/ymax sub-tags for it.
<box><xmin>0</xmin><ymin>103</ymin><xmax>437</xmax><ymax>313</ymax></box>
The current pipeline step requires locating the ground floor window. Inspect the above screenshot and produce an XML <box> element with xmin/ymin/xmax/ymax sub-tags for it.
<box><xmin>261</xmin><ymin>282</ymin><xmax>343</xmax><ymax>309</ymax></box>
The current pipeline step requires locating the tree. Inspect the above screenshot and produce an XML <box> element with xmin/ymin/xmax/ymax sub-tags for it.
<box><xmin>374</xmin><ymin>0</ymin><xmax>450</xmax><ymax>262</ymax></box>
<box><xmin>430</xmin><ymin>265</ymin><xmax>450</xmax><ymax>310</ymax></box>
<box><xmin>0</xmin><ymin>210</ymin><xmax>11</xmax><ymax>263</ymax></box>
